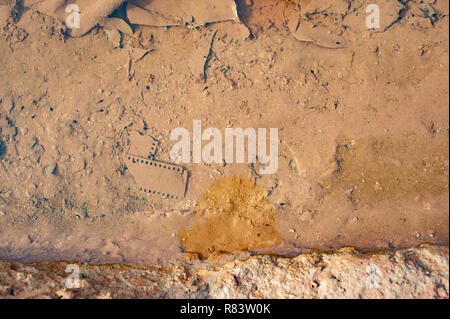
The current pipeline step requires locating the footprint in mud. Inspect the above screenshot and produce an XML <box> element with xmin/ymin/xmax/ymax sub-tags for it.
<box><xmin>179</xmin><ymin>178</ymin><xmax>281</xmax><ymax>260</ymax></box>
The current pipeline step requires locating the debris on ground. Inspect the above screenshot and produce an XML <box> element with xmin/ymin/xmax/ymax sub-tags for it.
<box><xmin>124</xmin><ymin>155</ymin><xmax>188</xmax><ymax>199</ymax></box>
<box><xmin>189</xmin><ymin>30</ymin><xmax>218</xmax><ymax>81</ymax></box>
<box><xmin>124</xmin><ymin>131</ymin><xmax>188</xmax><ymax>199</ymax></box>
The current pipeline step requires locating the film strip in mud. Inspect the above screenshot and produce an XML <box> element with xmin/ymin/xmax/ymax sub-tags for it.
<box><xmin>127</xmin><ymin>130</ymin><xmax>159</xmax><ymax>158</ymax></box>
<box><xmin>124</xmin><ymin>154</ymin><xmax>188</xmax><ymax>199</ymax></box>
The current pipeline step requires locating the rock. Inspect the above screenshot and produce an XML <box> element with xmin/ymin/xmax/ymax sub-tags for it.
<box><xmin>0</xmin><ymin>245</ymin><xmax>447</xmax><ymax>298</ymax></box>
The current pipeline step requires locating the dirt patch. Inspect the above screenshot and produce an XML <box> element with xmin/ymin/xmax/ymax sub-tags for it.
<box><xmin>322</xmin><ymin>135</ymin><xmax>449</xmax><ymax>208</ymax></box>
<box><xmin>179</xmin><ymin>178</ymin><xmax>281</xmax><ymax>260</ymax></box>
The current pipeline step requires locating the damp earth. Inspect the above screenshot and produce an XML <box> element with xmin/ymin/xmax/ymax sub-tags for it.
<box><xmin>0</xmin><ymin>0</ymin><xmax>448</xmax><ymax>266</ymax></box>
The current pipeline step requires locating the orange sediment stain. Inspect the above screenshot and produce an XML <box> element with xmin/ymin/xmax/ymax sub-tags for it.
<box><xmin>179</xmin><ymin>178</ymin><xmax>281</xmax><ymax>260</ymax></box>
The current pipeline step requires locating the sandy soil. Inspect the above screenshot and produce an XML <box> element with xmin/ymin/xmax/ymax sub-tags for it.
<box><xmin>0</xmin><ymin>0</ymin><xmax>448</xmax><ymax>266</ymax></box>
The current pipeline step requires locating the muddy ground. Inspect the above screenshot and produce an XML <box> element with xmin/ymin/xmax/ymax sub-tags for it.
<box><xmin>0</xmin><ymin>0</ymin><xmax>448</xmax><ymax>267</ymax></box>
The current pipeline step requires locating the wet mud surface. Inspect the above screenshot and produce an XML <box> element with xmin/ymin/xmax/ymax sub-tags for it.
<box><xmin>0</xmin><ymin>0</ymin><xmax>448</xmax><ymax>266</ymax></box>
